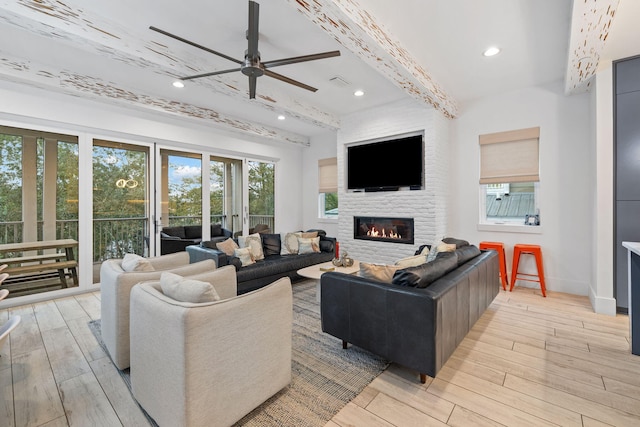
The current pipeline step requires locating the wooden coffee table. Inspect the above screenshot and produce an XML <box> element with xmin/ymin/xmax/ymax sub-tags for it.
<box><xmin>297</xmin><ymin>260</ymin><xmax>360</xmax><ymax>302</ymax></box>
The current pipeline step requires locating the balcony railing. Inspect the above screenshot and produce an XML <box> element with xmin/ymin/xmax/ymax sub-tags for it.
<box><xmin>248</xmin><ymin>215</ymin><xmax>275</xmax><ymax>232</ymax></box>
<box><xmin>1</xmin><ymin>214</ymin><xmax>275</xmax><ymax>262</ymax></box>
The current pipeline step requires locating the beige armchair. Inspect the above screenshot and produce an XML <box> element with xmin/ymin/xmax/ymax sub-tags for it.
<box><xmin>100</xmin><ymin>252</ymin><xmax>216</xmax><ymax>369</ymax></box>
<box><xmin>130</xmin><ymin>274</ymin><xmax>292</xmax><ymax>427</ymax></box>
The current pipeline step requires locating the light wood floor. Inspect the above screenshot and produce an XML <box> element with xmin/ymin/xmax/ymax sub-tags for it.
<box><xmin>0</xmin><ymin>285</ymin><xmax>638</xmax><ymax>427</ymax></box>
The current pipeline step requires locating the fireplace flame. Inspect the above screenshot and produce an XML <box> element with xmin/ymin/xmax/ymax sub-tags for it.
<box><xmin>367</xmin><ymin>226</ymin><xmax>401</xmax><ymax>239</ymax></box>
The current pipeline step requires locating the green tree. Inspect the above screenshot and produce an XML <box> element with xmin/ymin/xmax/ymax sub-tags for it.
<box><xmin>248</xmin><ymin>161</ymin><xmax>274</xmax><ymax>216</ymax></box>
<box><xmin>210</xmin><ymin>160</ymin><xmax>224</xmax><ymax>220</ymax></box>
<box><xmin>167</xmin><ymin>155</ymin><xmax>201</xmax><ymax>223</ymax></box>
<box><xmin>0</xmin><ymin>134</ymin><xmax>23</xmax><ymax>223</ymax></box>
<box><xmin>325</xmin><ymin>192</ymin><xmax>338</xmax><ymax>211</ymax></box>
<box><xmin>92</xmin><ymin>145</ymin><xmax>148</xmax><ymax>260</ymax></box>
<box><xmin>93</xmin><ymin>146</ymin><xmax>147</xmax><ymax>219</ymax></box>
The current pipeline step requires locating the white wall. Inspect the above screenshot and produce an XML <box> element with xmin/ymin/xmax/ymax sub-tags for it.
<box><xmin>593</xmin><ymin>64</ymin><xmax>617</xmax><ymax>314</ymax></box>
<box><xmin>302</xmin><ymin>131</ymin><xmax>339</xmax><ymax>236</ymax></box>
<box><xmin>449</xmin><ymin>81</ymin><xmax>594</xmax><ymax>296</ymax></box>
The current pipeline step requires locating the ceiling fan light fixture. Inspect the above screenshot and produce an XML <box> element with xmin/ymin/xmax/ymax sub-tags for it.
<box><xmin>151</xmin><ymin>1</ymin><xmax>340</xmax><ymax>100</ymax></box>
<box><xmin>354</xmin><ymin>89</ymin><xmax>365</xmax><ymax>97</ymax></box>
<box><xmin>172</xmin><ymin>80</ymin><xmax>185</xmax><ymax>88</ymax></box>
<box><xmin>483</xmin><ymin>46</ymin><xmax>501</xmax><ymax>57</ymax></box>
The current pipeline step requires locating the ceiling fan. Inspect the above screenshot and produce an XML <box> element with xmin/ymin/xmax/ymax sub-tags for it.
<box><xmin>150</xmin><ymin>0</ymin><xmax>341</xmax><ymax>99</ymax></box>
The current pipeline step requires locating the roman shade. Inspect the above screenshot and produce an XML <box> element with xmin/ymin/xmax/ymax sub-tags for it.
<box><xmin>318</xmin><ymin>157</ymin><xmax>338</xmax><ymax>193</ymax></box>
<box><xmin>479</xmin><ymin>127</ymin><xmax>540</xmax><ymax>184</ymax></box>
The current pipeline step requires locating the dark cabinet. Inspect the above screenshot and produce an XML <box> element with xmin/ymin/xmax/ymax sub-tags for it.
<box><xmin>615</xmin><ymin>55</ymin><xmax>640</xmax><ymax>311</ymax></box>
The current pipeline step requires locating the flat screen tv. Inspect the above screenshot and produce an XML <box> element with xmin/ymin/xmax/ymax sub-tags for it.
<box><xmin>347</xmin><ymin>134</ymin><xmax>424</xmax><ymax>191</ymax></box>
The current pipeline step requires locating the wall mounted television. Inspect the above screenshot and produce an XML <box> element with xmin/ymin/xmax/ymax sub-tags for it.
<box><xmin>347</xmin><ymin>133</ymin><xmax>424</xmax><ymax>192</ymax></box>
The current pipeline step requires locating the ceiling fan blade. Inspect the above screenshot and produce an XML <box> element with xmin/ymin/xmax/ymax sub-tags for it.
<box><xmin>247</xmin><ymin>1</ymin><xmax>260</xmax><ymax>59</ymax></box>
<box><xmin>182</xmin><ymin>67</ymin><xmax>242</xmax><ymax>81</ymax></box>
<box><xmin>262</xmin><ymin>50</ymin><xmax>341</xmax><ymax>69</ymax></box>
<box><xmin>249</xmin><ymin>75</ymin><xmax>257</xmax><ymax>99</ymax></box>
<box><xmin>264</xmin><ymin>69</ymin><xmax>317</xmax><ymax>92</ymax></box>
<box><xmin>149</xmin><ymin>26</ymin><xmax>242</xmax><ymax>65</ymax></box>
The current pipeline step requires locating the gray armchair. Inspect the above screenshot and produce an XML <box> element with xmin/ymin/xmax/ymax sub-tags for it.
<box><xmin>99</xmin><ymin>252</ymin><xmax>217</xmax><ymax>369</ymax></box>
<box><xmin>130</xmin><ymin>274</ymin><xmax>292</xmax><ymax>427</ymax></box>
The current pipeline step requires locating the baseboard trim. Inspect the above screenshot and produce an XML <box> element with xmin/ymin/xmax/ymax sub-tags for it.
<box><xmin>589</xmin><ymin>286</ymin><xmax>617</xmax><ymax>316</ymax></box>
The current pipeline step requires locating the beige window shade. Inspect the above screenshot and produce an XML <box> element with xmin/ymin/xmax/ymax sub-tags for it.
<box><xmin>479</xmin><ymin>127</ymin><xmax>540</xmax><ymax>184</ymax></box>
<box><xmin>318</xmin><ymin>157</ymin><xmax>337</xmax><ymax>193</ymax></box>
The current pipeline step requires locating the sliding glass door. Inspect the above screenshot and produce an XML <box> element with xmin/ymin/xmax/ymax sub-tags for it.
<box><xmin>210</xmin><ymin>156</ymin><xmax>243</xmax><ymax>236</ymax></box>
<box><xmin>92</xmin><ymin>139</ymin><xmax>151</xmax><ymax>275</ymax></box>
<box><xmin>0</xmin><ymin>125</ymin><xmax>79</xmax><ymax>296</ymax></box>
<box><xmin>248</xmin><ymin>160</ymin><xmax>275</xmax><ymax>232</ymax></box>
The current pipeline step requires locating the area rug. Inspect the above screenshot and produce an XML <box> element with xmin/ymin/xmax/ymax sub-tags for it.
<box><xmin>89</xmin><ymin>280</ymin><xmax>389</xmax><ymax>427</ymax></box>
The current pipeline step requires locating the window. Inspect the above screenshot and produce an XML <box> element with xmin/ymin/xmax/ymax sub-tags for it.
<box><xmin>93</xmin><ymin>140</ymin><xmax>149</xmax><ymax>261</ymax></box>
<box><xmin>248</xmin><ymin>160</ymin><xmax>275</xmax><ymax>231</ymax></box>
<box><xmin>479</xmin><ymin>127</ymin><xmax>539</xmax><ymax>225</ymax></box>
<box><xmin>318</xmin><ymin>157</ymin><xmax>338</xmax><ymax>218</ymax></box>
<box><xmin>210</xmin><ymin>156</ymin><xmax>243</xmax><ymax>233</ymax></box>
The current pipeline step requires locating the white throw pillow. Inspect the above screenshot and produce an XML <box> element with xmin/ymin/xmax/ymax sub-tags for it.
<box><xmin>242</xmin><ymin>233</ymin><xmax>264</xmax><ymax>261</ymax></box>
<box><xmin>358</xmin><ymin>262</ymin><xmax>400</xmax><ymax>283</ymax></box>
<box><xmin>280</xmin><ymin>232</ymin><xmax>302</xmax><ymax>255</ymax></box>
<box><xmin>160</xmin><ymin>272</ymin><xmax>220</xmax><ymax>303</ymax></box>
<box><xmin>121</xmin><ymin>253</ymin><xmax>155</xmax><ymax>272</ymax></box>
<box><xmin>234</xmin><ymin>247</ymin><xmax>255</xmax><ymax>266</ymax></box>
<box><xmin>297</xmin><ymin>236</ymin><xmax>320</xmax><ymax>254</ymax></box>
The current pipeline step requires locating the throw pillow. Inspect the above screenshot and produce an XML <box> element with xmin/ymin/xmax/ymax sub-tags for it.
<box><xmin>160</xmin><ymin>272</ymin><xmax>220</xmax><ymax>303</ymax></box>
<box><xmin>394</xmin><ymin>254</ymin><xmax>427</xmax><ymax>268</ymax></box>
<box><xmin>298</xmin><ymin>236</ymin><xmax>320</xmax><ymax>254</ymax></box>
<box><xmin>121</xmin><ymin>253</ymin><xmax>155</xmax><ymax>272</ymax></box>
<box><xmin>281</xmin><ymin>232</ymin><xmax>302</xmax><ymax>255</ymax></box>
<box><xmin>241</xmin><ymin>233</ymin><xmax>265</xmax><ymax>261</ymax></box>
<box><xmin>442</xmin><ymin>237</ymin><xmax>470</xmax><ymax>248</ymax></box>
<box><xmin>216</xmin><ymin>238</ymin><xmax>239</xmax><ymax>256</ymax></box>
<box><xmin>426</xmin><ymin>241</ymin><xmax>456</xmax><ymax>262</ymax></box>
<box><xmin>359</xmin><ymin>262</ymin><xmax>401</xmax><ymax>283</ymax></box>
<box><xmin>234</xmin><ymin>247</ymin><xmax>255</xmax><ymax>266</ymax></box>
<box><xmin>261</xmin><ymin>233</ymin><xmax>281</xmax><ymax>257</ymax></box>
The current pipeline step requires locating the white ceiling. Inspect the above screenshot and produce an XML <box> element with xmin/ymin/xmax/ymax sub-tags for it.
<box><xmin>0</xmin><ymin>0</ymin><xmax>638</xmax><ymax>144</ymax></box>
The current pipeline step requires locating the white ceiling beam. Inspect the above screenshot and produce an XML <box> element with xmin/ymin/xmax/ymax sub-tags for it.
<box><xmin>284</xmin><ymin>0</ymin><xmax>458</xmax><ymax>118</ymax></box>
<box><xmin>565</xmin><ymin>0</ymin><xmax>619</xmax><ymax>94</ymax></box>
<box><xmin>0</xmin><ymin>0</ymin><xmax>339</xmax><ymax>130</ymax></box>
<box><xmin>0</xmin><ymin>54</ymin><xmax>309</xmax><ymax>146</ymax></box>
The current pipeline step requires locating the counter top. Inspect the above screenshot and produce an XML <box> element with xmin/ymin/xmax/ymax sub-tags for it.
<box><xmin>622</xmin><ymin>241</ymin><xmax>640</xmax><ymax>256</ymax></box>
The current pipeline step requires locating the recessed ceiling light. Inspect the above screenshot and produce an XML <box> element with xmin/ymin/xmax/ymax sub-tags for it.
<box><xmin>483</xmin><ymin>47</ymin><xmax>501</xmax><ymax>57</ymax></box>
<box><xmin>277</xmin><ymin>114</ymin><xmax>285</xmax><ymax>120</ymax></box>
<box><xmin>354</xmin><ymin>90</ymin><xmax>365</xmax><ymax>97</ymax></box>
<box><xmin>172</xmin><ymin>80</ymin><xmax>185</xmax><ymax>88</ymax></box>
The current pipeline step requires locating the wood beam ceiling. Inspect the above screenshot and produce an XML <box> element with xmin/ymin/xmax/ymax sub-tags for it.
<box><xmin>565</xmin><ymin>0</ymin><xmax>620</xmax><ymax>94</ymax></box>
<box><xmin>284</xmin><ymin>0</ymin><xmax>458</xmax><ymax>118</ymax></box>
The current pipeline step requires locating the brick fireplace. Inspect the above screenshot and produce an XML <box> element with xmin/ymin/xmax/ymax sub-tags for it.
<box><xmin>337</xmin><ymin>99</ymin><xmax>450</xmax><ymax>265</ymax></box>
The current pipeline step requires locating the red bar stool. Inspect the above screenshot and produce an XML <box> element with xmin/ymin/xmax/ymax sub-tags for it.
<box><xmin>510</xmin><ymin>244</ymin><xmax>546</xmax><ymax>297</ymax></box>
<box><xmin>479</xmin><ymin>241</ymin><xmax>508</xmax><ymax>291</ymax></box>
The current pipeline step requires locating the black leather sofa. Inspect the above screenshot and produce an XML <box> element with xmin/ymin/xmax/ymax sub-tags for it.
<box><xmin>161</xmin><ymin>224</ymin><xmax>232</xmax><ymax>255</ymax></box>
<box><xmin>186</xmin><ymin>231</ymin><xmax>336</xmax><ymax>294</ymax></box>
<box><xmin>320</xmin><ymin>247</ymin><xmax>499</xmax><ymax>383</ymax></box>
